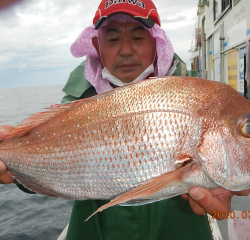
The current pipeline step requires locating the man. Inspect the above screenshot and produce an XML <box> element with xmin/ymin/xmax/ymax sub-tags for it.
<box><xmin>0</xmin><ymin>0</ymin><xmax>250</xmax><ymax>239</ymax></box>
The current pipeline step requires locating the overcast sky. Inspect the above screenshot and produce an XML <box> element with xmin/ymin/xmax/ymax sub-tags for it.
<box><xmin>0</xmin><ymin>0</ymin><xmax>198</xmax><ymax>88</ymax></box>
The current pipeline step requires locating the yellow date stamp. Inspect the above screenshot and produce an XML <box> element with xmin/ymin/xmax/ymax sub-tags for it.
<box><xmin>212</xmin><ymin>211</ymin><xmax>250</xmax><ymax>220</ymax></box>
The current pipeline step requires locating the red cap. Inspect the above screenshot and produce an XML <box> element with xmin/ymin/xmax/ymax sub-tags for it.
<box><xmin>93</xmin><ymin>0</ymin><xmax>160</xmax><ymax>30</ymax></box>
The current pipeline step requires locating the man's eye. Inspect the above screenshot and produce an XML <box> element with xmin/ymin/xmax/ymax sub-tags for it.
<box><xmin>134</xmin><ymin>37</ymin><xmax>143</xmax><ymax>40</ymax></box>
<box><xmin>108</xmin><ymin>38</ymin><xmax>119</xmax><ymax>42</ymax></box>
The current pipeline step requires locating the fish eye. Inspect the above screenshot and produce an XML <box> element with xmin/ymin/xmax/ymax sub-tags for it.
<box><xmin>240</xmin><ymin>115</ymin><xmax>250</xmax><ymax>137</ymax></box>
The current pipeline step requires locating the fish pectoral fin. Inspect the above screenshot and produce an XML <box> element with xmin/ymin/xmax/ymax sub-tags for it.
<box><xmin>175</xmin><ymin>154</ymin><xmax>193</xmax><ymax>169</ymax></box>
<box><xmin>118</xmin><ymin>199</ymin><xmax>158</xmax><ymax>206</ymax></box>
<box><xmin>85</xmin><ymin>162</ymin><xmax>194</xmax><ymax>221</ymax></box>
<box><xmin>118</xmin><ymin>196</ymin><xmax>177</xmax><ymax>206</ymax></box>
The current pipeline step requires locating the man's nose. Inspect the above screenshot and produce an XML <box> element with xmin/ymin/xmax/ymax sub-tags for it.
<box><xmin>119</xmin><ymin>40</ymin><xmax>134</xmax><ymax>57</ymax></box>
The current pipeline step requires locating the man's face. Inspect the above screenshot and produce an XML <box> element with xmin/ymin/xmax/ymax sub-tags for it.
<box><xmin>95</xmin><ymin>20</ymin><xmax>156</xmax><ymax>83</ymax></box>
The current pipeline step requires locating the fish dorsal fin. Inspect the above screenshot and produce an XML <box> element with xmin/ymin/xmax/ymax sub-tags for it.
<box><xmin>4</xmin><ymin>100</ymin><xmax>83</xmax><ymax>141</ymax></box>
<box><xmin>85</xmin><ymin>162</ymin><xmax>194</xmax><ymax>221</ymax></box>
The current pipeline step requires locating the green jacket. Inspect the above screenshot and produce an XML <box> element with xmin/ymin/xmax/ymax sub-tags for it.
<box><xmin>62</xmin><ymin>54</ymin><xmax>212</xmax><ymax>240</ymax></box>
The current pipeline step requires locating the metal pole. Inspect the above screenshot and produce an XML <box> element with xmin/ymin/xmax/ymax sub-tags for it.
<box><xmin>246</xmin><ymin>38</ymin><xmax>250</xmax><ymax>86</ymax></box>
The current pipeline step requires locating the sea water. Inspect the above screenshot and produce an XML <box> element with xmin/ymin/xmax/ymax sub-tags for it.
<box><xmin>0</xmin><ymin>85</ymin><xmax>73</xmax><ymax>240</ymax></box>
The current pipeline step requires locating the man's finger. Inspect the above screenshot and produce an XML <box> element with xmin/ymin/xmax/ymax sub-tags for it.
<box><xmin>180</xmin><ymin>193</ymin><xmax>189</xmax><ymax>201</ymax></box>
<box><xmin>0</xmin><ymin>170</ymin><xmax>14</xmax><ymax>184</ymax></box>
<box><xmin>188</xmin><ymin>196</ymin><xmax>206</xmax><ymax>215</ymax></box>
<box><xmin>233</xmin><ymin>189</ymin><xmax>250</xmax><ymax>196</ymax></box>
<box><xmin>189</xmin><ymin>187</ymin><xmax>231</xmax><ymax>219</ymax></box>
<box><xmin>0</xmin><ymin>160</ymin><xmax>6</xmax><ymax>174</ymax></box>
<box><xmin>0</xmin><ymin>124</ymin><xmax>15</xmax><ymax>141</ymax></box>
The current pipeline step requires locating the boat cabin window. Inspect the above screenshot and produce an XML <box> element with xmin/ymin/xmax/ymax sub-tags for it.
<box><xmin>214</xmin><ymin>0</ymin><xmax>231</xmax><ymax>22</ymax></box>
<box><xmin>233</xmin><ymin>0</ymin><xmax>241</xmax><ymax>6</ymax></box>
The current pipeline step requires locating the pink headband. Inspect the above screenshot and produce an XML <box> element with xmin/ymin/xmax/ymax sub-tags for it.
<box><xmin>71</xmin><ymin>14</ymin><xmax>174</xmax><ymax>94</ymax></box>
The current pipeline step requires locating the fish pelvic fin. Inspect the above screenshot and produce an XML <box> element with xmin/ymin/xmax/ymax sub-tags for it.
<box><xmin>4</xmin><ymin>100</ymin><xmax>83</xmax><ymax>141</ymax></box>
<box><xmin>11</xmin><ymin>171</ymin><xmax>61</xmax><ymax>197</ymax></box>
<box><xmin>85</xmin><ymin>162</ymin><xmax>194</xmax><ymax>221</ymax></box>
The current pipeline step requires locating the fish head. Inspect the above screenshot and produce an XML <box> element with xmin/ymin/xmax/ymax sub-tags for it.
<box><xmin>197</xmin><ymin>82</ymin><xmax>250</xmax><ymax>191</ymax></box>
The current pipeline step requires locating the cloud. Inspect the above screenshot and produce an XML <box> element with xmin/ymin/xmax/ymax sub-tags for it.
<box><xmin>161</xmin><ymin>15</ymin><xmax>187</xmax><ymax>24</ymax></box>
<box><xmin>0</xmin><ymin>0</ymin><xmax>199</xmax><ymax>88</ymax></box>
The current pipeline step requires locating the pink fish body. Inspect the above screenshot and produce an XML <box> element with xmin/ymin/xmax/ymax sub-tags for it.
<box><xmin>1</xmin><ymin>76</ymin><xmax>250</xmax><ymax>217</ymax></box>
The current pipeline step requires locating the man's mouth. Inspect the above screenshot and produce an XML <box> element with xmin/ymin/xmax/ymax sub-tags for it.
<box><xmin>117</xmin><ymin>64</ymin><xmax>138</xmax><ymax>69</ymax></box>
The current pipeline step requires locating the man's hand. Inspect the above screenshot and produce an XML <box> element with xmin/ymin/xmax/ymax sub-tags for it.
<box><xmin>0</xmin><ymin>124</ymin><xmax>15</xmax><ymax>184</ymax></box>
<box><xmin>181</xmin><ymin>187</ymin><xmax>250</xmax><ymax>219</ymax></box>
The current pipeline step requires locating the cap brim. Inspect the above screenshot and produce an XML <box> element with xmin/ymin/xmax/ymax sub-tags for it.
<box><xmin>134</xmin><ymin>17</ymin><xmax>155</xmax><ymax>28</ymax></box>
<box><xmin>94</xmin><ymin>15</ymin><xmax>155</xmax><ymax>30</ymax></box>
<box><xmin>95</xmin><ymin>17</ymin><xmax>108</xmax><ymax>30</ymax></box>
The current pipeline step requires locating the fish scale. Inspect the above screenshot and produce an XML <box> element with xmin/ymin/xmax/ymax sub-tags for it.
<box><xmin>2</xmin><ymin>76</ymin><xmax>250</xmax><ymax>218</ymax></box>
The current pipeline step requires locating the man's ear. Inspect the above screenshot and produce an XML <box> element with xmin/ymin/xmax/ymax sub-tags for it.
<box><xmin>92</xmin><ymin>37</ymin><xmax>100</xmax><ymax>57</ymax></box>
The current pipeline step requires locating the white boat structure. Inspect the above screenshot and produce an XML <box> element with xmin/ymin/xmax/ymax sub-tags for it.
<box><xmin>57</xmin><ymin>223</ymin><xmax>68</xmax><ymax>240</ymax></box>
<box><xmin>189</xmin><ymin>0</ymin><xmax>250</xmax><ymax>97</ymax></box>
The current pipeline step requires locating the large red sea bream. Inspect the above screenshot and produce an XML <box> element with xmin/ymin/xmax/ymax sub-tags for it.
<box><xmin>1</xmin><ymin>76</ymin><xmax>250</xmax><ymax>219</ymax></box>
